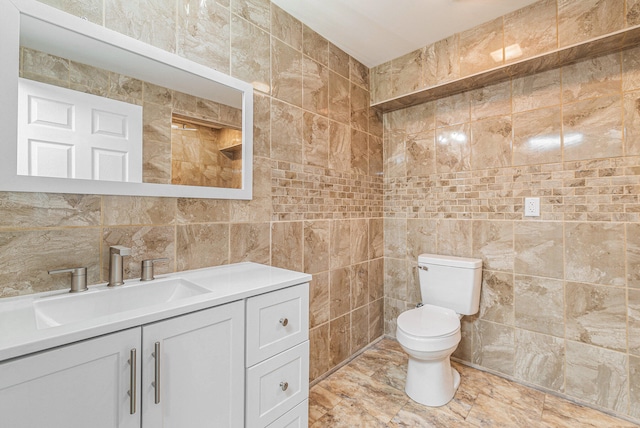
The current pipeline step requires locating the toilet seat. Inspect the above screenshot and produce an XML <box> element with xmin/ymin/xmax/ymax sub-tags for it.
<box><xmin>396</xmin><ymin>305</ymin><xmax>461</xmax><ymax>352</ymax></box>
<box><xmin>397</xmin><ymin>304</ymin><xmax>460</xmax><ymax>338</ymax></box>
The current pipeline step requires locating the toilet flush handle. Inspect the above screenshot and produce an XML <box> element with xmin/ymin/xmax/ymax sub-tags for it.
<box><xmin>418</xmin><ymin>265</ymin><xmax>428</xmax><ymax>271</ymax></box>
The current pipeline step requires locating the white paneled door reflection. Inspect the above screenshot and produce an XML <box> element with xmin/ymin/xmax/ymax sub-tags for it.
<box><xmin>17</xmin><ymin>78</ymin><xmax>142</xmax><ymax>182</ymax></box>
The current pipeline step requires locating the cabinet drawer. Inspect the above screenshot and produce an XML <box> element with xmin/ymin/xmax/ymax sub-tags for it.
<box><xmin>267</xmin><ymin>399</ymin><xmax>308</xmax><ymax>428</ymax></box>
<box><xmin>246</xmin><ymin>341</ymin><xmax>309</xmax><ymax>428</ymax></box>
<box><xmin>246</xmin><ymin>284</ymin><xmax>309</xmax><ymax>366</ymax></box>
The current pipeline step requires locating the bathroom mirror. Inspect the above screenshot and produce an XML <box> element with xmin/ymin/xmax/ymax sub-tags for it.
<box><xmin>0</xmin><ymin>0</ymin><xmax>253</xmax><ymax>199</ymax></box>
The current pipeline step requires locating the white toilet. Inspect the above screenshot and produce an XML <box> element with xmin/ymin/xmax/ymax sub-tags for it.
<box><xmin>396</xmin><ymin>253</ymin><xmax>482</xmax><ymax>407</ymax></box>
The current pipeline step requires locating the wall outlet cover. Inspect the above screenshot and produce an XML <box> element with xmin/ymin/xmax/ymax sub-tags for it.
<box><xmin>524</xmin><ymin>197</ymin><xmax>540</xmax><ymax>217</ymax></box>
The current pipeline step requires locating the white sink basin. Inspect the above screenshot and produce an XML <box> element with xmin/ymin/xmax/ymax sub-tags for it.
<box><xmin>34</xmin><ymin>278</ymin><xmax>210</xmax><ymax>329</ymax></box>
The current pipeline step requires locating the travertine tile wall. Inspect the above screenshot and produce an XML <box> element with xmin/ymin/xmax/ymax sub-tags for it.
<box><xmin>372</xmin><ymin>0</ymin><xmax>640</xmax><ymax>105</ymax></box>
<box><xmin>1</xmin><ymin>0</ymin><xmax>383</xmax><ymax>383</ymax></box>
<box><xmin>380</xmin><ymin>0</ymin><xmax>640</xmax><ymax>421</ymax></box>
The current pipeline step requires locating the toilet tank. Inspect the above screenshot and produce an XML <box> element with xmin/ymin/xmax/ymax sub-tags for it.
<box><xmin>418</xmin><ymin>253</ymin><xmax>482</xmax><ymax>315</ymax></box>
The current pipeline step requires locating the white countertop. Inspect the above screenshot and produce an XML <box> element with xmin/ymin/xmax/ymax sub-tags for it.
<box><xmin>0</xmin><ymin>262</ymin><xmax>311</xmax><ymax>362</ymax></box>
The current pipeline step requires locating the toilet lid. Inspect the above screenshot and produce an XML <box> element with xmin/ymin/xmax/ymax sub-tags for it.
<box><xmin>397</xmin><ymin>305</ymin><xmax>460</xmax><ymax>338</ymax></box>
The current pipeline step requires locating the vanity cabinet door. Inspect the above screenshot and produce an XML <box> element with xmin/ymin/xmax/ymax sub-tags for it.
<box><xmin>141</xmin><ymin>300</ymin><xmax>244</xmax><ymax>428</ymax></box>
<box><xmin>0</xmin><ymin>328</ymin><xmax>141</xmax><ymax>428</ymax></box>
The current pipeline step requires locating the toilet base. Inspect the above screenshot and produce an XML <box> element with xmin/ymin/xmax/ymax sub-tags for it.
<box><xmin>405</xmin><ymin>356</ymin><xmax>460</xmax><ymax>407</ymax></box>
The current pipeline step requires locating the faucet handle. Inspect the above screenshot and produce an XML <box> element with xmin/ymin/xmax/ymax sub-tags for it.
<box><xmin>140</xmin><ymin>258</ymin><xmax>169</xmax><ymax>281</ymax></box>
<box><xmin>110</xmin><ymin>245</ymin><xmax>131</xmax><ymax>256</ymax></box>
<box><xmin>48</xmin><ymin>267</ymin><xmax>88</xmax><ymax>293</ymax></box>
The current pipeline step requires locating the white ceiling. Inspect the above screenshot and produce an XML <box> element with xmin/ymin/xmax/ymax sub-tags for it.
<box><xmin>271</xmin><ymin>0</ymin><xmax>540</xmax><ymax>68</ymax></box>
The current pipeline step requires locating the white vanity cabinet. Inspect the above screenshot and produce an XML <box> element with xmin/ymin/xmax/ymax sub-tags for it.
<box><xmin>0</xmin><ymin>328</ymin><xmax>141</xmax><ymax>428</ymax></box>
<box><xmin>0</xmin><ymin>301</ymin><xmax>244</xmax><ymax>428</ymax></box>
<box><xmin>246</xmin><ymin>284</ymin><xmax>309</xmax><ymax>427</ymax></box>
<box><xmin>0</xmin><ymin>263</ymin><xmax>311</xmax><ymax>428</ymax></box>
<box><xmin>141</xmin><ymin>301</ymin><xmax>244</xmax><ymax>428</ymax></box>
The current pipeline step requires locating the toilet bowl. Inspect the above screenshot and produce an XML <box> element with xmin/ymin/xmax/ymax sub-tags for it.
<box><xmin>396</xmin><ymin>304</ymin><xmax>462</xmax><ymax>407</ymax></box>
<box><xmin>396</xmin><ymin>253</ymin><xmax>482</xmax><ymax>407</ymax></box>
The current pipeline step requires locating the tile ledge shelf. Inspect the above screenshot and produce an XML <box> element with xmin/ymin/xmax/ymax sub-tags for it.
<box><xmin>372</xmin><ymin>24</ymin><xmax>640</xmax><ymax>113</ymax></box>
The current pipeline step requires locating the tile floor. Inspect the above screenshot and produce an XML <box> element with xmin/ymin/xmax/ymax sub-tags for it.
<box><xmin>309</xmin><ymin>338</ymin><xmax>639</xmax><ymax>427</ymax></box>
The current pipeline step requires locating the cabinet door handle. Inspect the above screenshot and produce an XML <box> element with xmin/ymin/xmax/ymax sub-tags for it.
<box><xmin>128</xmin><ymin>348</ymin><xmax>137</xmax><ymax>415</ymax></box>
<box><xmin>152</xmin><ymin>342</ymin><xmax>161</xmax><ymax>404</ymax></box>
<box><xmin>279</xmin><ymin>318</ymin><xmax>289</xmax><ymax>327</ymax></box>
<box><xmin>280</xmin><ymin>381</ymin><xmax>289</xmax><ymax>391</ymax></box>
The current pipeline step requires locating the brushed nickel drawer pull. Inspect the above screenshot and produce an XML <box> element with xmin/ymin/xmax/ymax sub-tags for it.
<box><xmin>279</xmin><ymin>318</ymin><xmax>289</xmax><ymax>327</ymax></box>
<box><xmin>152</xmin><ymin>342</ymin><xmax>161</xmax><ymax>404</ymax></box>
<box><xmin>280</xmin><ymin>381</ymin><xmax>289</xmax><ymax>391</ymax></box>
<box><xmin>128</xmin><ymin>348</ymin><xmax>137</xmax><ymax>415</ymax></box>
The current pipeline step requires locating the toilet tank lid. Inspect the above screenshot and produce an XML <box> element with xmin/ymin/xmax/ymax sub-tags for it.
<box><xmin>418</xmin><ymin>253</ymin><xmax>482</xmax><ymax>269</ymax></box>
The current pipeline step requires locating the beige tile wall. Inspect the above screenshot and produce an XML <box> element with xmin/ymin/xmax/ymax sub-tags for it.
<box><xmin>372</xmin><ymin>0</ymin><xmax>640</xmax><ymax>104</ymax></box>
<box><xmin>2</xmin><ymin>0</ymin><xmax>383</xmax><ymax>383</ymax></box>
<box><xmin>381</xmin><ymin>0</ymin><xmax>640</xmax><ymax>421</ymax></box>
<box><xmin>11</xmin><ymin>0</ymin><xmax>640</xmax><ymax>421</ymax></box>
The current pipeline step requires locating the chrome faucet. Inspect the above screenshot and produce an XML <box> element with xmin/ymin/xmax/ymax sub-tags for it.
<box><xmin>108</xmin><ymin>246</ymin><xmax>131</xmax><ymax>287</ymax></box>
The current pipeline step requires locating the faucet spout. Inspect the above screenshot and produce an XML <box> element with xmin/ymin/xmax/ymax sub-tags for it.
<box><xmin>108</xmin><ymin>245</ymin><xmax>131</xmax><ymax>287</ymax></box>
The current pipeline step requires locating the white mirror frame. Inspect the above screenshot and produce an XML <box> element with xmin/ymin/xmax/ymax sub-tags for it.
<box><xmin>0</xmin><ymin>0</ymin><xmax>253</xmax><ymax>199</ymax></box>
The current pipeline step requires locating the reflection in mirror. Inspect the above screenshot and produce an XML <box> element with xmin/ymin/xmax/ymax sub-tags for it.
<box><xmin>170</xmin><ymin>114</ymin><xmax>242</xmax><ymax>189</ymax></box>
<box><xmin>0</xmin><ymin>0</ymin><xmax>253</xmax><ymax>199</ymax></box>
<box><xmin>18</xmin><ymin>48</ymin><xmax>243</xmax><ymax>189</ymax></box>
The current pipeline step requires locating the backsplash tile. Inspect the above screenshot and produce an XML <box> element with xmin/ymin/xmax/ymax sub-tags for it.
<box><xmin>557</xmin><ymin>0</ymin><xmax>625</xmax><ymax>47</ymax></box>
<box><xmin>512</xmin><ymin>68</ymin><xmax>561</xmax><ymax>113</ymax></box>
<box><xmin>230</xmin><ymin>0</ymin><xmax>270</xmax><ymax>31</ymax></box>
<box><xmin>565</xmin><ymin>340</ymin><xmax>629</xmax><ymax>413</ymax></box>
<box><xmin>513</xmin><ymin>221</ymin><xmax>564</xmax><ymax>278</ymax></box>
<box><xmin>565</xmin><ymin>281</ymin><xmax>627</xmax><ymax>352</ymax></box>
<box><xmin>176</xmin><ymin>0</ymin><xmax>230</xmax><ymax>73</ymax></box>
<box><xmin>106</xmin><ymin>0</ymin><xmax>176</xmax><ymax>53</ymax></box>
<box><xmin>470</xmin><ymin>81</ymin><xmax>511</xmax><ymax>121</ymax></box>
<box><xmin>176</xmin><ymin>223</ymin><xmax>229</xmax><ymax>270</ymax></box>
<box><xmin>514</xmin><ymin>276</ymin><xmax>564</xmax><ymax>337</ymax></box>
<box><xmin>38</xmin><ymin>0</ymin><xmax>103</xmax><ymax>24</ymax></box>
<box><xmin>270</xmin><ymin>3</ymin><xmax>302</xmax><ymax>51</ymax></box>
<box><xmin>564</xmin><ymin>222</ymin><xmax>625</xmax><ymax>286</ymax></box>
<box><xmin>103</xmin><ymin>196</ymin><xmax>177</xmax><ymax>226</ymax></box>
<box><xmin>469</xmin><ymin>116</ymin><xmax>512</xmax><ymax>170</ymax></box>
<box><xmin>472</xmin><ymin>320</ymin><xmax>514</xmax><ymax>375</ymax></box>
<box><xmin>229</xmin><ymin>222</ymin><xmax>270</xmax><ymax>264</ymax></box>
<box><xmin>230</xmin><ymin>14</ymin><xmax>271</xmax><ymax>92</ymax></box>
<box><xmin>392</xmin><ymin>49</ymin><xmax>422</xmax><ymax>96</ymax></box>
<box><xmin>0</xmin><ymin>229</ymin><xmax>100</xmax><ymax>297</ymax></box>
<box><xmin>458</xmin><ymin>18</ymin><xmax>504</xmax><ymax>77</ymax></box>
<box><xmin>302</xmin><ymin>57</ymin><xmax>329</xmax><ymax>116</ymax></box>
<box><xmin>303</xmin><ymin>25</ymin><xmax>329</xmax><ymax>66</ymax></box>
<box><xmin>271</xmin><ymin>221</ymin><xmax>303</xmax><ymax>271</ymax></box>
<box><xmin>503</xmin><ymin>0</ymin><xmax>557</xmax><ymax>63</ymax></box>
<box><xmin>0</xmin><ymin>193</ymin><xmax>101</xmax><ymax>229</ymax></box>
<box><xmin>328</xmin><ymin>71</ymin><xmax>350</xmax><ymax>125</ymax></box>
<box><xmin>629</xmin><ymin>223</ymin><xmax>640</xmax><ymax>288</ymax></box>
<box><xmin>512</xmin><ymin>106</ymin><xmax>562</xmax><ymax>166</ymax></box>
<box><xmin>328</xmin><ymin>43</ymin><xmax>349</xmax><ymax>79</ymax></box>
<box><xmin>271</xmin><ymin>38</ymin><xmax>302</xmax><ymax>107</ymax></box>
<box><xmin>561</xmin><ymin>53</ymin><xmax>621</xmax><ymax>103</ymax></box>
<box><xmin>471</xmin><ymin>220</ymin><xmax>514</xmax><ymax>272</ymax></box>
<box><xmin>478</xmin><ymin>270</ymin><xmax>514</xmax><ymax>325</ymax></box>
<box><xmin>514</xmin><ymin>329</ymin><xmax>564</xmax><ymax>392</ymax></box>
